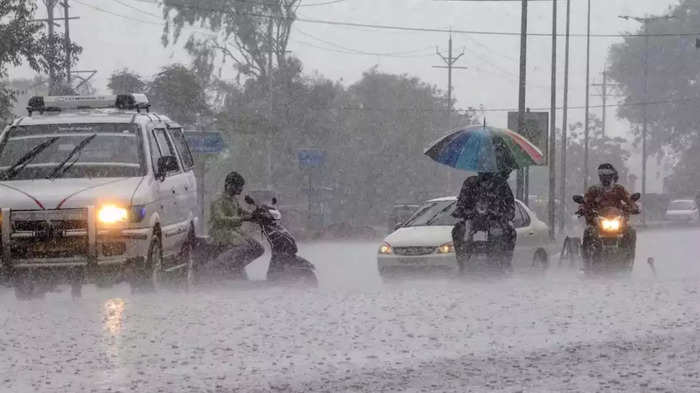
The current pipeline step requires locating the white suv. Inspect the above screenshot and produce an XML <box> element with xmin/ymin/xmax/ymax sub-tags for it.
<box><xmin>0</xmin><ymin>94</ymin><xmax>199</xmax><ymax>298</ymax></box>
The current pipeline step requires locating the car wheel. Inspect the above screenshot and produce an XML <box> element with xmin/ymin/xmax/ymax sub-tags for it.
<box><xmin>131</xmin><ymin>233</ymin><xmax>163</xmax><ymax>293</ymax></box>
<box><xmin>532</xmin><ymin>249</ymin><xmax>549</xmax><ymax>271</ymax></box>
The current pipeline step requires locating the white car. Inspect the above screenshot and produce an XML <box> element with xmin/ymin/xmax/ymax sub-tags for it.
<box><xmin>377</xmin><ymin>197</ymin><xmax>551</xmax><ymax>276</ymax></box>
<box><xmin>0</xmin><ymin>94</ymin><xmax>199</xmax><ymax>298</ymax></box>
<box><xmin>665</xmin><ymin>199</ymin><xmax>699</xmax><ymax>223</ymax></box>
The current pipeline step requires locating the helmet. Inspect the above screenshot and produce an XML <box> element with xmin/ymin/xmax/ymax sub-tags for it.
<box><xmin>597</xmin><ymin>163</ymin><xmax>618</xmax><ymax>187</ymax></box>
<box><xmin>224</xmin><ymin>171</ymin><xmax>245</xmax><ymax>195</ymax></box>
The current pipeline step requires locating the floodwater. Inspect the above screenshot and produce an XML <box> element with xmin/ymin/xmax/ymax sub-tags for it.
<box><xmin>2</xmin><ymin>227</ymin><xmax>700</xmax><ymax>392</ymax></box>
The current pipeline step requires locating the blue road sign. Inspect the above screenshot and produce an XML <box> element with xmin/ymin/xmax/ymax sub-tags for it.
<box><xmin>185</xmin><ymin>131</ymin><xmax>226</xmax><ymax>154</ymax></box>
<box><xmin>298</xmin><ymin>148</ymin><xmax>326</xmax><ymax>168</ymax></box>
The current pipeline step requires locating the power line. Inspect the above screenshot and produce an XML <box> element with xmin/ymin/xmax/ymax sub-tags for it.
<box><xmin>82</xmin><ymin>1</ymin><xmax>700</xmax><ymax>39</ymax></box>
<box><xmin>113</xmin><ymin>0</ymin><xmax>162</xmax><ymax>18</ymax></box>
<box><xmin>294</xmin><ymin>28</ymin><xmax>433</xmax><ymax>57</ymax></box>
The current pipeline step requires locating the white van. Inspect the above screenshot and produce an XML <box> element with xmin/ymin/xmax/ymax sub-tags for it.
<box><xmin>0</xmin><ymin>94</ymin><xmax>199</xmax><ymax>298</ymax></box>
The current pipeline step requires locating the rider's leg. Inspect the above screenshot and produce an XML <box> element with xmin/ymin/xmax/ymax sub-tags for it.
<box><xmin>581</xmin><ymin>225</ymin><xmax>599</xmax><ymax>269</ymax></box>
<box><xmin>501</xmin><ymin>222</ymin><xmax>517</xmax><ymax>272</ymax></box>
<box><xmin>452</xmin><ymin>222</ymin><xmax>468</xmax><ymax>273</ymax></box>
<box><xmin>622</xmin><ymin>226</ymin><xmax>637</xmax><ymax>262</ymax></box>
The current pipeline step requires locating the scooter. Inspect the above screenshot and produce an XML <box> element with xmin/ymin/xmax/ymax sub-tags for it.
<box><xmin>572</xmin><ymin>193</ymin><xmax>640</xmax><ymax>275</ymax></box>
<box><xmin>244</xmin><ymin>195</ymin><xmax>318</xmax><ymax>286</ymax></box>
<box><xmin>456</xmin><ymin>198</ymin><xmax>513</xmax><ymax>275</ymax></box>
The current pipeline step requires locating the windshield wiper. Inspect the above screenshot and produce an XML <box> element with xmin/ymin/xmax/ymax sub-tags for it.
<box><xmin>46</xmin><ymin>134</ymin><xmax>97</xmax><ymax>180</ymax></box>
<box><xmin>1</xmin><ymin>137</ymin><xmax>60</xmax><ymax>181</ymax></box>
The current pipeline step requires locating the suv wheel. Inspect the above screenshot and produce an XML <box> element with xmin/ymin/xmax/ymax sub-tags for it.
<box><xmin>131</xmin><ymin>233</ymin><xmax>163</xmax><ymax>293</ymax></box>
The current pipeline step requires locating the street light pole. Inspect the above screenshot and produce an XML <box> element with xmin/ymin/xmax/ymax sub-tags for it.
<box><xmin>583</xmin><ymin>0</ymin><xmax>591</xmax><ymax>191</ymax></box>
<box><xmin>618</xmin><ymin>14</ymin><xmax>674</xmax><ymax>227</ymax></box>
<box><xmin>547</xmin><ymin>0</ymin><xmax>557</xmax><ymax>239</ymax></box>
<box><xmin>559</xmin><ymin>0</ymin><xmax>571</xmax><ymax>233</ymax></box>
<box><xmin>516</xmin><ymin>0</ymin><xmax>528</xmax><ymax>202</ymax></box>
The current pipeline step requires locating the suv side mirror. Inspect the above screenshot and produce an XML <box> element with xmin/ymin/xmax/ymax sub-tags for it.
<box><xmin>572</xmin><ymin>195</ymin><xmax>585</xmax><ymax>204</ymax></box>
<box><xmin>271</xmin><ymin>197</ymin><xmax>278</xmax><ymax>205</ymax></box>
<box><xmin>630</xmin><ymin>193</ymin><xmax>641</xmax><ymax>202</ymax></box>
<box><xmin>156</xmin><ymin>156</ymin><xmax>178</xmax><ymax>180</ymax></box>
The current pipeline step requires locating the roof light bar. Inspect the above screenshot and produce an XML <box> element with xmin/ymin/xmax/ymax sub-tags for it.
<box><xmin>26</xmin><ymin>94</ymin><xmax>151</xmax><ymax>115</ymax></box>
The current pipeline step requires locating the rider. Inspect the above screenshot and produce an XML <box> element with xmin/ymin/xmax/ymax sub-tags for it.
<box><xmin>207</xmin><ymin>171</ymin><xmax>264</xmax><ymax>278</ymax></box>
<box><xmin>451</xmin><ymin>168</ymin><xmax>516</xmax><ymax>272</ymax></box>
<box><xmin>581</xmin><ymin>163</ymin><xmax>639</xmax><ymax>261</ymax></box>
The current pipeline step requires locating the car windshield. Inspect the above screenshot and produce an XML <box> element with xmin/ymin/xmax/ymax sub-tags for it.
<box><xmin>403</xmin><ymin>200</ymin><xmax>458</xmax><ymax>227</ymax></box>
<box><xmin>0</xmin><ymin>123</ymin><xmax>145</xmax><ymax>180</ymax></box>
<box><xmin>669</xmin><ymin>200</ymin><xmax>695</xmax><ymax>210</ymax></box>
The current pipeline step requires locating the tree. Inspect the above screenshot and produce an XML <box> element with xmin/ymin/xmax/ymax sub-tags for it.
<box><xmin>608</xmin><ymin>0</ymin><xmax>700</xmax><ymax>156</ymax></box>
<box><xmin>148</xmin><ymin>64</ymin><xmax>210</xmax><ymax>126</ymax></box>
<box><xmin>161</xmin><ymin>0</ymin><xmax>300</xmax><ymax>80</ymax></box>
<box><xmin>563</xmin><ymin>116</ymin><xmax>632</xmax><ymax>195</ymax></box>
<box><xmin>0</xmin><ymin>1</ymin><xmax>82</xmax><ymax>122</ymax></box>
<box><xmin>108</xmin><ymin>69</ymin><xmax>147</xmax><ymax>94</ymax></box>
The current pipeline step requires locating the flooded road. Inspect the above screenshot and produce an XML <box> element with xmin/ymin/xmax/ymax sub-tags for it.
<box><xmin>2</xmin><ymin>227</ymin><xmax>700</xmax><ymax>392</ymax></box>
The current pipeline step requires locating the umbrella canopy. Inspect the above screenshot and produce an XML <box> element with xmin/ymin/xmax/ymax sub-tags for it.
<box><xmin>424</xmin><ymin>125</ymin><xmax>545</xmax><ymax>172</ymax></box>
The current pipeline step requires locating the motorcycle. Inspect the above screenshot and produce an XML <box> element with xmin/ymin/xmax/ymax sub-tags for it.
<box><xmin>572</xmin><ymin>193</ymin><xmax>640</xmax><ymax>274</ymax></box>
<box><xmin>243</xmin><ymin>195</ymin><xmax>318</xmax><ymax>286</ymax></box>
<box><xmin>456</xmin><ymin>199</ymin><xmax>513</xmax><ymax>274</ymax></box>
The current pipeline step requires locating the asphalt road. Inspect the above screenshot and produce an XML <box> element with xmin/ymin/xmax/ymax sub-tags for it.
<box><xmin>2</xmin><ymin>228</ymin><xmax>700</xmax><ymax>392</ymax></box>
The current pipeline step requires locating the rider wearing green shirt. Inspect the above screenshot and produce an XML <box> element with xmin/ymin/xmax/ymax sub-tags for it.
<box><xmin>207</xmin><ymin>171</ymin><xmax>264</xmax><ymax>276</ymax></box>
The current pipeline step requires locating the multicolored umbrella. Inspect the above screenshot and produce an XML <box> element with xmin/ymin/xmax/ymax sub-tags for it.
<box><xmin>424</xmin><ymin>125</ymin><xmax>545</xmax><ymax>172</ymax></box>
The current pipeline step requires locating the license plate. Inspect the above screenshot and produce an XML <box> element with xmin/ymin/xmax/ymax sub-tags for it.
<box><xmin>473</xmin><ymin>232</ymin><xmax>488</xmax><ymax>242</ymax></box>
<box><xmin>399</xmin><ymin>258</ymin><xmax>427</xmax><ymax>265</ymax></box>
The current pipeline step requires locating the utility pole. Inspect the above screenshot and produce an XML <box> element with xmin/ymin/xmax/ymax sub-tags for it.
<box><xmin>592</xmin><ymin>68</ymin><xmax>622</xmax><ymax>137</ymax></box>
<box><xmin>434</xmin><ymin>32</ymin><xmax>466</xmax><ymax>129</ymax></box>
<box><xmin>618</xmin><ymin>14</ymin><xmax>674</xmax><ymax>227</ymax></box>
<box><xmin>559</xmin><ymin>0</ymin><xmax>571</xmax><ymax>233</ymax></box>
<box><xmin>583</xmin><ymin>0</ymin><xmax>591</xmax><ymax>191</ymax></box>
<box><xmin>43</xmin><ymin>0</ymin><xmax>59</xmax><ymax>93</ymax></box>
<box><xmin>434</xmin><ymin>32</ymin><xmax>466</xmax><ymax>193</ymax></box>
<box><xmin>547</xmin><ymin>0</ymin><xmax>557</xmax><ymax>240</ymax></box>
<box><xmin>62</xmin><ymin>0</ymin><xmax>71</xmax><ymax>86</ymax></box>
<box><xmin>516</xmin><ymin>0</ymin><xmax>528</xmax><ymax>202</ymax></box>
<box><xmin>266</xmin><ymin>19</ymin><xmax>274</xmax><ymax>190</ymax></box>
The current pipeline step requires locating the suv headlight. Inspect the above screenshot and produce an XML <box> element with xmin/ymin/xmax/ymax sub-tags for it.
<box><xmin>98</xmin><ymin>205</ymin><xmax>129</xmax><ymax>224</ymax></box>
<box><xmin>378</xmin><ymin>242</ymin><xmax>393</xmax><ymax>255</ymax></box>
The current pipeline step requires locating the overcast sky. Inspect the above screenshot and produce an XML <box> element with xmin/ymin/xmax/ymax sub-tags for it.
<box><xmin>9</xmin><ymin>0</ymin><xmax>681</xmax><ymax>191</ymax></box>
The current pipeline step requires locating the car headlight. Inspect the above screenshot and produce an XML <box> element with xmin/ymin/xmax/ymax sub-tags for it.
<box><xmin>98</xmin><ymin>205</ymin><xmax>129</xmax><ymax>224</ymax></box>
<box><xmin>437</xmin><ymin>242</ymin><xmax>455</xmax><ymax>254</ymax></box>
<box><xmin>600</xmin><ymin>217</ymin><xmax>621</xmax><ymax>232</ymax></box>
<box><xmin>378</xmin><ymin>242</ymin><xmax>393</xmax><ymax>255</ymax></box>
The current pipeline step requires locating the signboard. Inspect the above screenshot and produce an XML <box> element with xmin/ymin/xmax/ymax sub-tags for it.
<box><xmin>507</xmin><ymin>111</ymin><xmax>549</xmax><ymax>164</ymax></box>
<box><xmin>297</xmin><ymin>148</ymin><xmax>326</xmax><ymax>169</ymax></box>
<box><xmin>184</xmin><ymin>131</ymin><xmax>226</xmax><ymax>154</ymax></box>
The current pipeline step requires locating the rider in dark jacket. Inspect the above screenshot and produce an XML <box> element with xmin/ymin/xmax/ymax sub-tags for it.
<box><xmin>451</xmin><ymin>169</ymin><xmax>516</xmax><ymax>272</ymax></box>
<box><xmin>581</xmin><ymin>163</ymin><xmax>639</xmax><ymax>262</ymax></box>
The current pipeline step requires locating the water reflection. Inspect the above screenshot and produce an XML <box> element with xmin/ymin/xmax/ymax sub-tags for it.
<box><xmin>104</xmin><ymin>298</ymin><xmax>125</xmax><ymax>335</ymax></box>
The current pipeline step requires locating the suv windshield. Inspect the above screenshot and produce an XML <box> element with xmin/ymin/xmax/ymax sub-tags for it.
<box><xmin>403</xmin><ymin>200</ymin><xmax>458</xmax><ymax>227</ymax></box>
<box><xmin>0</xmin><ymin>123</ymin><xmax>145</xmax><ymax>180</ymax></box>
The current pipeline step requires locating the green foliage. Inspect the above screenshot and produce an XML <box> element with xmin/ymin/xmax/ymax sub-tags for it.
<box><xmin>108</xmin><ymin>69</ymin><xmax>147</xmax><ymax>94</ymax></box>
<box><xmin>148</xmin><ymin>64</ymin><xmax>210</xmax><ymax>126</ymax></box>
<box><xmin>608</xmin><ymin>0</ymin><xmax>700</xmax><ymax>155</ymax></box>
<box><xmin>161</xmin><ymin>0</ymin><xmax>300</xmax><ymax>79</ymax></box>
<box><xmin>209</xmin><ymin>66</ymin><xmax>473</xmax><ymax>226</ymax></box>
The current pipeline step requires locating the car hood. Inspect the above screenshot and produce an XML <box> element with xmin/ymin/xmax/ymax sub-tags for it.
<box><xmin>384</xmin><ymin>226</ymin><xmax>452</xmax><ymax>247</ymax></box>
<box><xmin>0</xmin><ymin>177</ymin><xmax>144</xmax><ymax>210</ymax></box>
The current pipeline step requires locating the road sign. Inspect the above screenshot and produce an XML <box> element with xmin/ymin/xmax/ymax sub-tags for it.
<box><xmin>507</xmin><ymin>111</ymin><xmax>549</xmax><ymax>164</ymax></box>
<box><xmin>297</xmin><ymin>148</ymin><xmax>326</xmax><ymax>169</ymax></box>
<box><xmin>185</xmin><ymin>131</ymin><xmax>226</xmax><ymax>154</ymax></box>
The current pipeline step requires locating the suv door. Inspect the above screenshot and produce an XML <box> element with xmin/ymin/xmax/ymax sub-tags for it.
<box><xmin>167</xmin><ymin>127</ymin><xmax>198</xmax><ymax>234</ymax></box>
<box><xmin>513</xmin><ymin>201</ymin><xmax>536</xmax><ymax>260</ymax></box>
<box><xmin>149</xmin><ymin>127</ymin><xmax>184</xmax><ymax>257</ymax></box>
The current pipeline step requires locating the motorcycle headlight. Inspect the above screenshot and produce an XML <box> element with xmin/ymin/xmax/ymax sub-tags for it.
<box><xmin>98</xmin><ymin>205</ymin><xmax>129</xmax><ymax>224</ymax></box>
<box><xmin>600</xmin><ymin>217</ymin><xmax>621</xmax><ymax>232</ymax></box>
<box><xmin>437</xmin><ymin>242</ymin><xmax>455</xmax><ymax>254</ymax></box>
<box><xmin>378</xmin><ymin>242</ymin><xmax>393</xmax><ymax>255</ymax></box>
